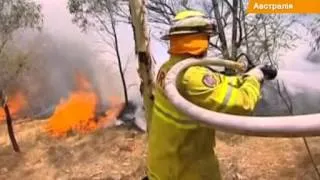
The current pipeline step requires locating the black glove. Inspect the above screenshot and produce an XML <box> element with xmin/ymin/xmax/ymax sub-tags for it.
<box><xmin>236</xmin><ymin>53</ymin><xmax>278</xmax><ymax>80</ymax></box>
<box><xmin>260</xmin><ymin>64</ymin><xmax>278</xmax><ymax>80</ymax></box>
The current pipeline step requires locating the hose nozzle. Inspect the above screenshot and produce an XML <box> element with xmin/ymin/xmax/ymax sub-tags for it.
<box><xmin>261</xmin><ymin>65</ymin><xmax>278</xmax><ymax>80</ymax></box>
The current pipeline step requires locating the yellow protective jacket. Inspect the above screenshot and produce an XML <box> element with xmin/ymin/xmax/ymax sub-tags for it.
<box><xmin>147</xmin><ymin>56</ymin><xmax>262</xmax><ymax>180</ymax></box>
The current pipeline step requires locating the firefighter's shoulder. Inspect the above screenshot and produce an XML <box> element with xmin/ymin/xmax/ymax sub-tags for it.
<box><xmin>181</xmin><ymin>66</ymin><xmax>220</xmax><ymax>89</ymax></box>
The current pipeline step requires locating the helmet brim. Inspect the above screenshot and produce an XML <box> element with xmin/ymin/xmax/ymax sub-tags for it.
<box><xmin>160</xmin><ymin>31</ymin><xmax>218</xmax><ymax>41</ymax></box>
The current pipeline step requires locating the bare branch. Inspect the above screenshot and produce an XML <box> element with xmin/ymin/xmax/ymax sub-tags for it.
<box><xmin>158</xmin><ymin>0</ymin><xmax>176</xmax><ymax>16</ymax></box>
<box><xmin>181</xmin><ymin>0</ymin><xmax>191</xmax><ymax>10</ymax></box>
<box><xmin>95</xmin><ymin>29</ymin><xmax>115</xmax><ymax>49</ymax></box>
<box><xmin>236</xmin><ymin>17</ymin><xmax>242</xmax><ymax>48</ymax></box>
<box><xmin>147</xmin><ymin>0</ymin><xmax>175</xmax><ymax>25</ymax></box>
<box><xmin>223</xmin><ymin>0</ymin><xmax>234</xmax><ymax>11</ymax></box>
<box><xmin>209</xmin><ymin>42</ymin><xmax>223</xmax><ymax>52</ymax></box>
<box><xmin>231</xmin><ymin>0</ymin><xmax>239</xmax><ymax>60</ymax></box>
<box><xmin>94</xmin><ymin>14</ymin><xmax>115</xmax><ymax>36</ymax></box>
<box><xmin>276</xmin><ymin>80</ymin><xmax>293</xmax><ymax>114</ymax></box>
<box><xmin>239</xmin><ymin>0</ymin><xmax>250</xmax><ymax>57</ymax></box>
<box><xmin>262</xmin><ymin>16</ymin><xmax>274</xmax><ymax>65</ymax></box>
<box><xmin>212</xmin><ymin>0</ymin><xmax>230</xmax><ymax>59</ymax></box>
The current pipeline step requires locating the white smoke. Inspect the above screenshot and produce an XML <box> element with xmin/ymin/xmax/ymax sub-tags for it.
<box><xmin>255</xmin><ymin>41</ymin><xmax>320</xmax><ymax>116</ymax></box>
<box><xmin>30</xmin><ymin>0</ymin><xmax>320</xmax><ymax>130</ymax></box>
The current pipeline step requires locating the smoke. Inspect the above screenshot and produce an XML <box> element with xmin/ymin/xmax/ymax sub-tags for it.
<box><xmin>1</xmin><ymin>0</ymin><xmax>140</xmax><ymax>119</ymax></box>
<box><xmin>255</xmin><ymin>42</ymin><xmax>320</xmax><ymax>116</ymax></box>
<box><xmin>6</xmin><ymin>29</ymin><xmax>123</xmax><ymax>118</ymax></box>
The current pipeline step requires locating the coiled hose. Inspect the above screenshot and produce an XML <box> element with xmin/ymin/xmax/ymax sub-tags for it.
<box><xmin>164</xmin><ymin>57</ymin><xmax>320</xmax><ymax>137</ymax></box>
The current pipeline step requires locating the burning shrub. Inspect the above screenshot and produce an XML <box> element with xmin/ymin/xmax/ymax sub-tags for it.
<box><xmin>44</xmin><ymin>73</ymin><xmax>124</xmax><ymax>137</ymax></box>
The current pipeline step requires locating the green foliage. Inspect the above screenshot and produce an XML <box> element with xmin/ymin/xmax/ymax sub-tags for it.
<box><xmin>0</xmin><ymin>0</ymin><xmax>43</xmax><ymax>91</ymax></box>
<box><xmin>0</xmin><ymin>0</ymin><xmax>43</xmax><ymax>47</ymax></box>
<box><xmin>68</xmin><ymin>0</ymin><xmax>128</xmax><ymax>33</ymax></box>
<box><xmin>0</xmin><ymin>46</ymin><xmax>29</xmax><ymax>90</ymax></box>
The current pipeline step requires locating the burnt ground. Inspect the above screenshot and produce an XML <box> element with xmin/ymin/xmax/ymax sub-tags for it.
<box><xmin>1</xmin><ymin>120</ymin><xmax>320</xmax><ymax>180</ymax></box>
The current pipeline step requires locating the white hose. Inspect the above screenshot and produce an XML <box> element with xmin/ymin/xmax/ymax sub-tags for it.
<box><xmin>164</xmin><ymin>58</ymin><xmax>320</xmax><ymax>137</ymax></box>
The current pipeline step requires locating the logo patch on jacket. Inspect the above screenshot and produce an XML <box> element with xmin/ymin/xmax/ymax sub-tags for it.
<box><xmin>202</xmin><ymin>75</ymin><xmax>216</xmax><ymax>87</ymax></box>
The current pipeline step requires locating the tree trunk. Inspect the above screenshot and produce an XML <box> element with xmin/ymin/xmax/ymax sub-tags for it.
<box><xmin>212</xmin><ymin>0</ymin><xmax>230</xmax><ymax>59</ymax></box>
<box><xmin>111</xmin><ymin>19</ymin><xmax>129</xmax><ymax>106</ymax></box>
<box><xmin>129</xmin><ymin>0</ymin><xmax>155</xmax><ymax>132</ymax></box>
<box><xmin>4</xmin><ymin>104</ymin><xmax>20</xmax><ymax>152</ymax></box>
<box><xmin>240</xmin><ymin>0</ymin><xmax>250</xmax><ymax>58</ymax></box>
<box><xmin>231</xmin><ymin>0</ymin><xmax>238</xmax><ymax>60</ymax></box>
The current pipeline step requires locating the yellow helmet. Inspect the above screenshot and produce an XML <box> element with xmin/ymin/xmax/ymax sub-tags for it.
<box><xmin>161</xmin><ymin>10</ymin><xmax>217</xmax><ymax>40</ymax></box>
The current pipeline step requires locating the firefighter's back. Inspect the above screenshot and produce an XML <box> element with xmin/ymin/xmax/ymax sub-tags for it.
<box><xmin>147</xmin><ymin>56</ymin><xmax>221</xmax><ymax>180</ymax></box>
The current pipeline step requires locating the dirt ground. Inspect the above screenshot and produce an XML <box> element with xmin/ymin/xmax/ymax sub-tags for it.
<box><xmin>1</xmin><ymin>120</ymin><xmax>320</xmax><ymax>180</ymax></box>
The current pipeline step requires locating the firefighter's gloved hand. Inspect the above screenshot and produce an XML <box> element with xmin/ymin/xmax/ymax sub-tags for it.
<box><xmin>244</xmin><ymin>65</ymin><xmax>264</xmax><ymax>82</ymax></box>
<box><xmin>260</xmin><ymin>64</ymin><xmax>278</xmax><ymax>80</ymax></box>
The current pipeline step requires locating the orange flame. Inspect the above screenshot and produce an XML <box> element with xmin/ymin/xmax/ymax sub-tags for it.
<box><xmin>45</xmin><ymin>73</ymin><xmax>124</xmax><ymax>137</ymax></box>
<box><xmin>0</xmin><ymin>92</ymin><xmax>27</xmax><ymax>122</ymax></box>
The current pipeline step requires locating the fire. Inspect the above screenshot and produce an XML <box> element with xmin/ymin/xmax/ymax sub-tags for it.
<box><xmin>45</xmin><ymin>73</ymin><xmax>124</xmax><ymax>137</ymax></box>
<box><xmin>0</xmin><ymin>91</ymin><xmax>27</xmax><ymax>122</ymax></box>
<box><xmin>97</xmin><ymin>96</ymin><xmax>125</xmax><ymax>128</ymax></box>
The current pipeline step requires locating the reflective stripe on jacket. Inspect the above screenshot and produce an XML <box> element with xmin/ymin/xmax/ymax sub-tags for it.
<box><xmin>147</xmin><ymin>56</ymin><xmax>262</xmax><ymax>180</ymax></box>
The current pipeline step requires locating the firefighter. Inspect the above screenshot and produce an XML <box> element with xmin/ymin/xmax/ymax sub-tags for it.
<box><xmin>146</xmin><ymin>10</ymin><xmax>266</xmax><ymax>180</ymax></box>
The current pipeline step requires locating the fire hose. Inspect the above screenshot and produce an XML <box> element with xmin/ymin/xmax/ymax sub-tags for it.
<box><xmin>164</xmin><ymin>57</ymin><xmax>320</xmax><ymax>137</ymax></box>
<box><xmin>164</xmin><ymin>57</ymin><xmax>320</xmax><ymax>178</ymax></box>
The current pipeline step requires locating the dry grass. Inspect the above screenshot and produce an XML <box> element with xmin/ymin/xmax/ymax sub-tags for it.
<box><xmin>216</xmin><ymin>132</ymin><xmax>320</xmax><ymax>180</ymax></box>
<box><xmin>0</xmin><ymin>120</ymin><xmax>147</xmax><ymax>180</ymax></box>
<box><xmin>1</xmin><ymin>121</ymin><xmax>320</xmax><ymax>180</ymax></box>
